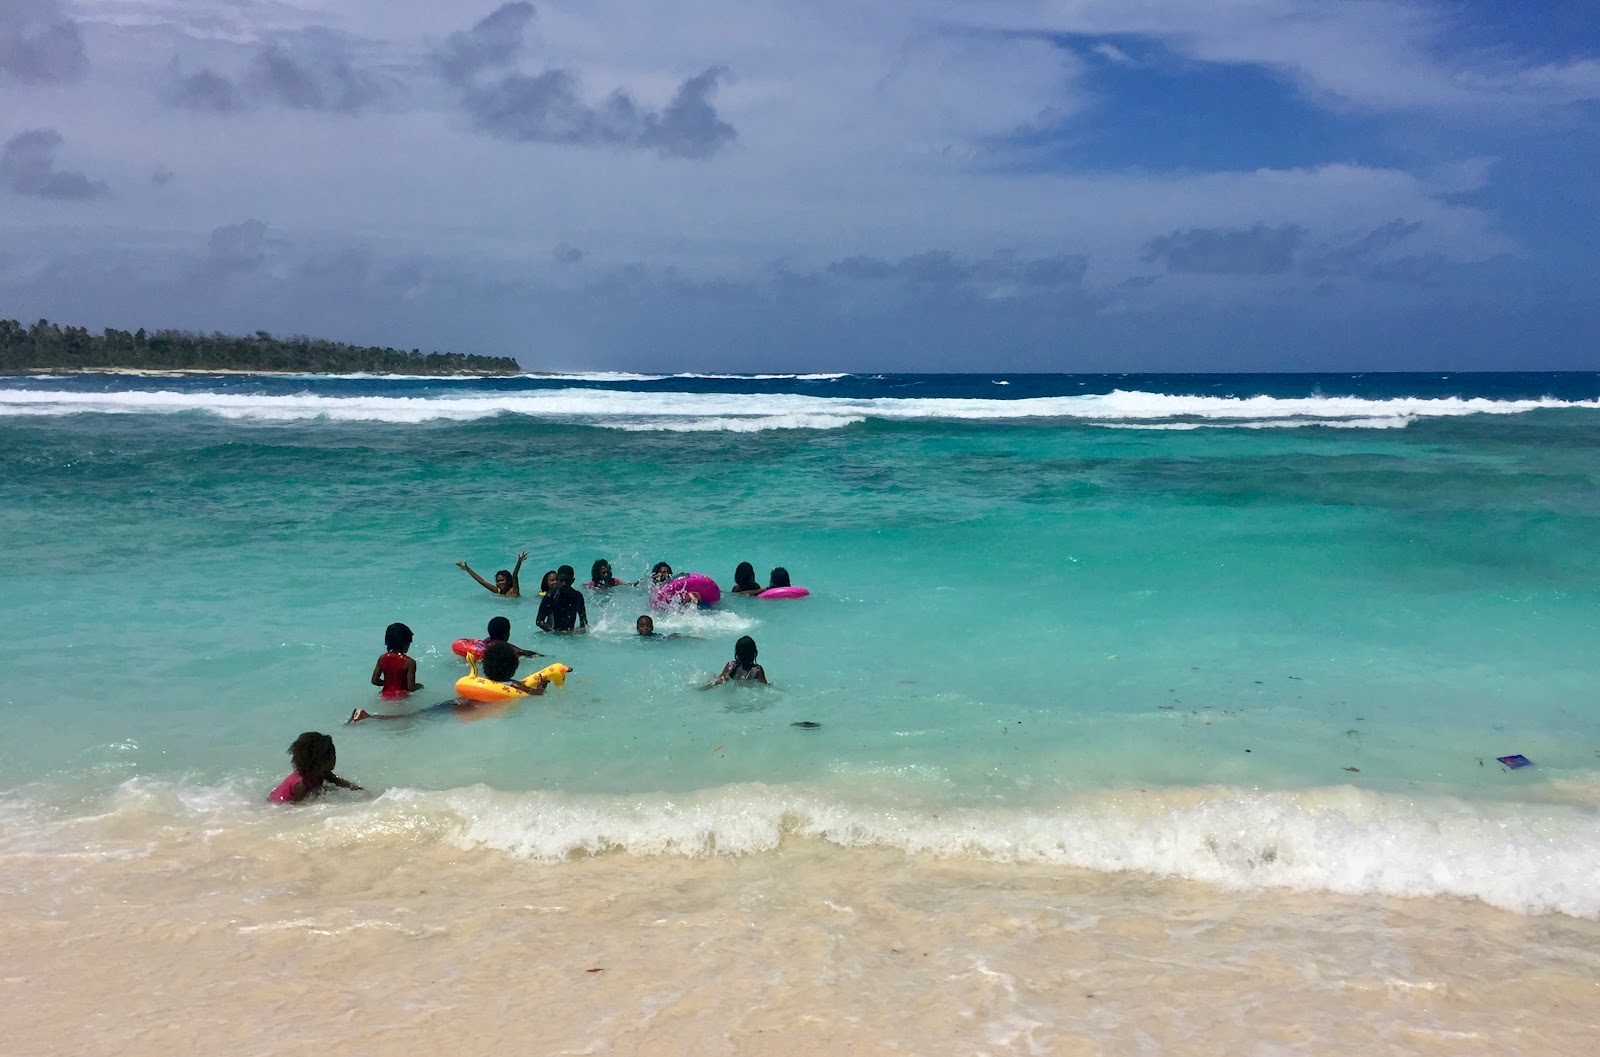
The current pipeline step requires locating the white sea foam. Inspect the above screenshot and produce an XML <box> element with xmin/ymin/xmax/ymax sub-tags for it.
<box><xmin>11</xmin><ymin>779</ymin><xmax>1596</xmax><ymax>918</ymax></box>
<box><xmin>1</xmin><ymin>385</ymin><xmax>1595</xmax><ymax>430</ymax></box>
<box><xmin>349</xmin><ymin>783</ymin><xmax>1600</xmax><ymax>916</ymax></box>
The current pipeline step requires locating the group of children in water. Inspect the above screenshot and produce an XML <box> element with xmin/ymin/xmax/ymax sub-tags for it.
<box><xmin>271</xmin><ymin>556</ymin><xmax>783</xmax><ymax>803</ymax></box>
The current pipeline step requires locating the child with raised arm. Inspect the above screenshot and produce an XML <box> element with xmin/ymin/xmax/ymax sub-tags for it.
<box><xmin>702</xmin><ymin>635</ymin><xmax>768</xmax><ymax>688</ymax></box>
<box><xmin>267</xmin><ymin>732</ymin><xmax>362</xmax><ymax>803</ymax></box>
<box><xmin>370</xmin><ymin>622</ymin><xmax>423</xmax><ymax>697</ymax></box>
<box><xmin>456</xmin><ymin>552</ymin><xmax>528</xmax><ymax>596</ymax></box>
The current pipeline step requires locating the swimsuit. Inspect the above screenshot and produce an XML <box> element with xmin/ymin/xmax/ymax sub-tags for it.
<box><xmin>267</xmin><ymin>771</ymin><xmax>324</xmax><ymax>803</ymax></box>
<box><xmin>377</xmin><ymin>651</ymin><xmax>411</xmax><ymax>697</ymax></box>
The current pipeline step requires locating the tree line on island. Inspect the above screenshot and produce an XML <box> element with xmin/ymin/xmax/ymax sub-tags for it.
<box><xmin>0</xmin><ymin>318</ymin><xmax>522</xmax><ymax>375</ymax></box>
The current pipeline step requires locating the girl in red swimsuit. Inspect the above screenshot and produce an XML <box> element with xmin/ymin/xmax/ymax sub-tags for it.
<box><xmin>370</xmin><ymin>622</ymin><xmax>422</xmax><ymax>697</ymax></box>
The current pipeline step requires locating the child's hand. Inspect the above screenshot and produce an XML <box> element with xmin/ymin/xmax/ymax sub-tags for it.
<box><xmin>456</xmin><ymin>560</ymin><xmax>468</xmax><ymax>570</ymax></box>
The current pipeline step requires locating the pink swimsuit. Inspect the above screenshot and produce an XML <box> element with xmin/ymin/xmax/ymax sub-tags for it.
<box><xmin>267</xmin><ymin>771</ymin><xmax>322</xmax><ymax>804</ymax></box>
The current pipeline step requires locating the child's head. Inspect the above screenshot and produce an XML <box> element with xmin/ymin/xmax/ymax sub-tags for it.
<box><xmin>651</xmin><ymin>561</ymin><xmax>673</xmax><ymax>583</ymax></box>
<box><xmin>734</xmin><ymin>562</ymin><xmax>757</xmax><ymax>589</ymax></box>
<box><xmin>384</xmin><ymin>622</ymin><xmax>414</xmax><ymax>653</ymax></box>
<box><xmin>636</xmin><ymin>615</ymin><xmax>655</xmax><ymax>636</ymax></box>
<box><xmin>486</xmin><ymin>616</ymin><xmax>512</xmax><ymax>642</ymax></box>
<box><xmin>289</xmin><ymin>731</ymin><xmax>337</xmax><ymax>779</ymax></box>
<box><xmin>591</xmin><ymin>559</ymin><xmax>612</xmax><ymax>583</ymax></box>
<box><xmin>557</xmin><ymin>564</ymin><xmax>576</xmax><ymax>586</ymax></box>
<box><xmin>734</xmin><ymin>635</ymin><xmax>758</xmax><ymax>667</ymax></box>
<box><xmin>541</xmin><ymin>569</ymin><xmax>559</xmax><ymax>591</ymax></box>
<box><xmin>481</xmin><ymin>640</ymin><xmax>520</xmax><ymax>682</ymax></box>
<box><xmin>493</xmin><ymin>569</ymin><xmax>514</xmax><ymax>592</ymax></box>
<box><xmin>768</xmin><ymin>566</ymin><xmax>791</xmax><ymax>588</ymax></box>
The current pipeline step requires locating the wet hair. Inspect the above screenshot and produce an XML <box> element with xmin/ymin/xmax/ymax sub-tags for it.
<box><xmin>768</xmin><ymin>567</ymin><xmax>791</xmax><ymax>589</ymax></box>
<box><xmin>591</xmin><ymin>559</ymin><xmax>612</xmax><ymax>583</ymax></box>
<box><xmin>734</xmin><ymin>635</ymin><xmax>758</xmax><ymax>668</ymax></box>
<box><xmin>733</xmin><ymin>562</ymin><xmax>758</xmax><ymax>590</ymax></box>
<box><xmin>636</xmin><ymin>615</ymin><xmax>654</xmax><ymax>634</ymax></box>
<box><xmin>481</xmin><ymin>640</ymin><xmax>520</xmax><ymax>682</ymax></box>
<box><xmin>486</xmin><ymin>616</ymin><xmax>511</xmax><ymax>642</ymax></box>
<box><xmin>288</xmin><ymin>731</ymin><xmax>336</xmax><ymax>778</ymax></box>
<box><xmin>494</xmin><ymin>569</ymin><xmax>514</xmax><ymax>586</ymax></box>
<box><xmin>384</xmin><ymin>622</ymin><xmax>413</xmax><ymax>652</ymax></box>
<box><xmin>651</xmin><ymin>561</ymin><xmax>673</xmax><ymax>581</ymax></box>
<box><xmin>540</xmin><ymin>570</ymin><xmax>558</xmax><ymax>591</ymax></box>
<box><xmin>557</xmin><ymin>564</ymin><xmax>576</xmax><ymax>585</ymax></box>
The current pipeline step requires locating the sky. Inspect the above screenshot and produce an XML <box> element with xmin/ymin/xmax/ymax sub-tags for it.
<box><xmin>2</xmin><ymin>0</ymin><xmax>1599</xmax><ymax>372</ymax></box>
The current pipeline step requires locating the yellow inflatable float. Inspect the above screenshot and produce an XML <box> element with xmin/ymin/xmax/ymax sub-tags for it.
<box><xmin>454</xmin><ymin>660</ymin><xmax>571</xmax><ymax>703</ymax></box>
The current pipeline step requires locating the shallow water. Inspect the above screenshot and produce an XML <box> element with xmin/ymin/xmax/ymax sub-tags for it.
<box><xmin>1</xmin><ymin>371</ymin><xmax>1599</xmax><ymax>1052</ymax></box>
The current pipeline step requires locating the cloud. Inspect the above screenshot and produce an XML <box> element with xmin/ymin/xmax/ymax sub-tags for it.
<box><xmin>1307</xmin><ymin>218</ymin><xmax>1425</xmax><ymax>277</ymax></box>
<box><xmin>165</xmin><ymin>66</ymin><xmax>240</xmax><ymax>112</ymax></box>
<box><xmin>0</xmin><ymin>129</ymin><xmax>107</xmax><ymax>200</ymax></box>
<box><xmin>553</xmin><ymin>243</ymin><xmax>583</xmax><ymax>264</ymax></box>
<box><xmin>820</xmin><ymin>249</ymin><xmax>1089</xmax><ymax>299</ymax></box>
<box><xmin>638</xmin><ymin>67</ymin><xmax>736</xmax><ymax>159</ymax></box>
<box><xmin>439</xmin><ymin>3</ymin><xmax>737</xmax><ymax>158</ymax></box>
<box><xmin>0</xmin><ymin>0</ymin><xmax>86</xmax><ymax>84</ymax></box>
<box><xmin>438</xmin><ymin>1</ymin><xmax>536</xmax><ymax>84</ymax></box>
<box><xmin>1142</xmin><ymin>223</ymin><xmax>1306</xmax><ymax>275</ymax></box>
<box><xmin>252</xmin><ymin>40</ymin><xmax>382</xmax><ymax>113</ymax></box>
<box><xmin>206</xmin><ymin>220</ymin><xmax>269</xmax><ymax>273</ymax></box>
<box><xmin>159</xmin><ymin>31</ymin><xmax>385</xmax><ymax>115</ymax></box>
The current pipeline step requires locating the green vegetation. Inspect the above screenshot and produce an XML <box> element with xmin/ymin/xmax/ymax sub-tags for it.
<box><xmin>0</xmin><ymin>318</ymin><xmax>521</xmax><ymax>375</ymax></box>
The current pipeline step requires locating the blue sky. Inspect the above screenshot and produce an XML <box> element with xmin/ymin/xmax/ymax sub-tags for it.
<box><xmin>2</xmin><ymin>0</ymin><xmax>1597</xmax><ymax>371</ymax></box>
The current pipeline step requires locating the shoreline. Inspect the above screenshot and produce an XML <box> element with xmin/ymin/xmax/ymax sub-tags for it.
<box><xmin>5</xmin><ymin>834</ymin><xmax>1598</xmax><ymax>1056</ymax></box>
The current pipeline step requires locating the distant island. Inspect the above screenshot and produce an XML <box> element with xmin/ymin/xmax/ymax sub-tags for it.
<box><xmin>0</xmin><ymin>318</ymin><xmax>522</xmax><ymax>376</ymax></box>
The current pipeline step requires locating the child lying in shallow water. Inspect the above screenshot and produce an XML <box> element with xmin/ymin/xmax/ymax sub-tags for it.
<box><xmin>267</xmin><ymin>731</ymin><xmax>361</xmax><ymax>803</ymax></box>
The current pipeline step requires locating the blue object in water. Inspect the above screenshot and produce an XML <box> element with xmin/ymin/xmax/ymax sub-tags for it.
<box><xmin>1497</xmin><ymin>754</ymin><xmax>1533</xmax><ymax>769</ymax></box>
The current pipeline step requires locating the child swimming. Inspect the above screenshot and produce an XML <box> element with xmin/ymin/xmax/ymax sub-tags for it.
<box><xmin>730</xmin><ymin>562</ymin><xmax>763</xmax><ymax>595</ymax></box>
<box><xmin>587</xmin><ymin>559</ymin><xmax>636</xmax><ymax>589</ymax></box>
<box><xmin>485</xmin><ymin>615</ymin><xmax>540</xmax><ymax>658</ymax></box>
<box><xmin>456</xmin><ymin>552</ymin><xmax>527</xmax><ymax>596</ymax></box>
<box><xmin>702</xmin><ymin>635</ymin><xmax>768</xmax><ymax>688</ymax></box>
<box><xmin>350</xmin><ymin>641</ymin><xmax>545</xmax><ymax>723</ymax></box>
<box><xmin>370</xmin><ymin>622</ymin><xmax>422</xmax><ymax>697</ymax></box>
<box><xmin>267</xmin><ymin>731</ymin><xmax>361</xmax><ymax>803</ymax></box>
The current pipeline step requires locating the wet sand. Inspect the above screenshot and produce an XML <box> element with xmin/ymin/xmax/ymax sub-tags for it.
<box><xmin>4</xmin><ymin>830</ymin><xmax>1598</xmax><ymax>1057</ymax></box>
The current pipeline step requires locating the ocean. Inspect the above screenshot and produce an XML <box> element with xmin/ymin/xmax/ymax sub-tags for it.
<box><xmin>2</xmin><ymin>370</ymin><xmax>1598</xmax><ymax>1055</ymax></box>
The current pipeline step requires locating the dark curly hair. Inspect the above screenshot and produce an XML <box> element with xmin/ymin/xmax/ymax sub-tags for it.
<box><xmin>481</xmin><ymin>640</ymin><xmax>521</xmax><ymax>682</ymax></box>
<box><xmin>384</xmin><ymin>622</ymin><xmax>413</xmax><ymax>652</ymax></box>
<box><xmin>288</xmin><ymin>731</ymin><xmax>336</xmax><ymax>777</ymax></box>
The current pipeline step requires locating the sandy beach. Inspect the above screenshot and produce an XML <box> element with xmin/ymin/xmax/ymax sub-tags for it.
<box><xmin>5</xmin><ymin>828</ymin><xmax>1598</xmax><ymax>1057</ymax></box>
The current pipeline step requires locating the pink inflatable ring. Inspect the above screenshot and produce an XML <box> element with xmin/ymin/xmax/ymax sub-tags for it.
<box><xmin>652</xmin><ymin>572</ymin><xmax>722</xmax><ymax>608</ymax></box>
<box><xmin>758</xmin><ymin>586</ymin><xmax>810</xmax><ymax>599</ymax></box>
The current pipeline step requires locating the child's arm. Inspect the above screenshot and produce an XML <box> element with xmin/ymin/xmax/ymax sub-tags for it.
<box><xmin>404</xmin><ymin>656</ymin><xmax>422</xmax><ymax>692</ymax></box>
<box><xmin>510</xmin><ymin>552</ymin><xmax>528</xmax><ymax>594</ymax></box>
<box><xmin>699</xmin><ymin>662</ymin><xmax>735</xmax><ymax>690</ymax></box>
<box><xmin>511</xmin><ymin>642</ymin><xmax>541</xmax><ymax>658</ymax></box>
<box><xmin>370</xmin><ymin>657</ymin><xmax>385</xmax><ymax>687</ymax></box>
<box><xmin>326</xmin><ymin>773</ymin><xmax>364</xmax><ymax>791</ymax></box>
<box><xmin>577</xmin><ymin>593</ymin><xmax>588</xmax><ymax>629</ymax></box>
<box><xmin>457</xmin><ymin>561</ymin><xmax>498</xmax><ymax>593</ymax></box>
<box><xmin>753</xmin><ymin>664</ymin><xmax>768</xmax><ymax>684</ymax></box>
<box><xmin>535</xmin><ymin>594</ymin><xmax>554</xmax><ymax>631</ymax></box>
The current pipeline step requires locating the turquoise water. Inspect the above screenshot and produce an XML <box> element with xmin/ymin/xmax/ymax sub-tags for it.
<box><xmin>2</xmin><ymin>374</ymin><xmax>1598</xmax><ymax>914</ymax></box>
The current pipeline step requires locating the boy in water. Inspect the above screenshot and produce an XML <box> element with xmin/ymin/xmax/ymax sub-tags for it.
<box><xmin>536</xmin><ymin>565</ymin><xmax>588</xmax><ymax>633</ymax></box>
<box><xmin>485</xmin><ymin>615</ymin><xmax>540</xmax><ymax>658</ymax></box>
